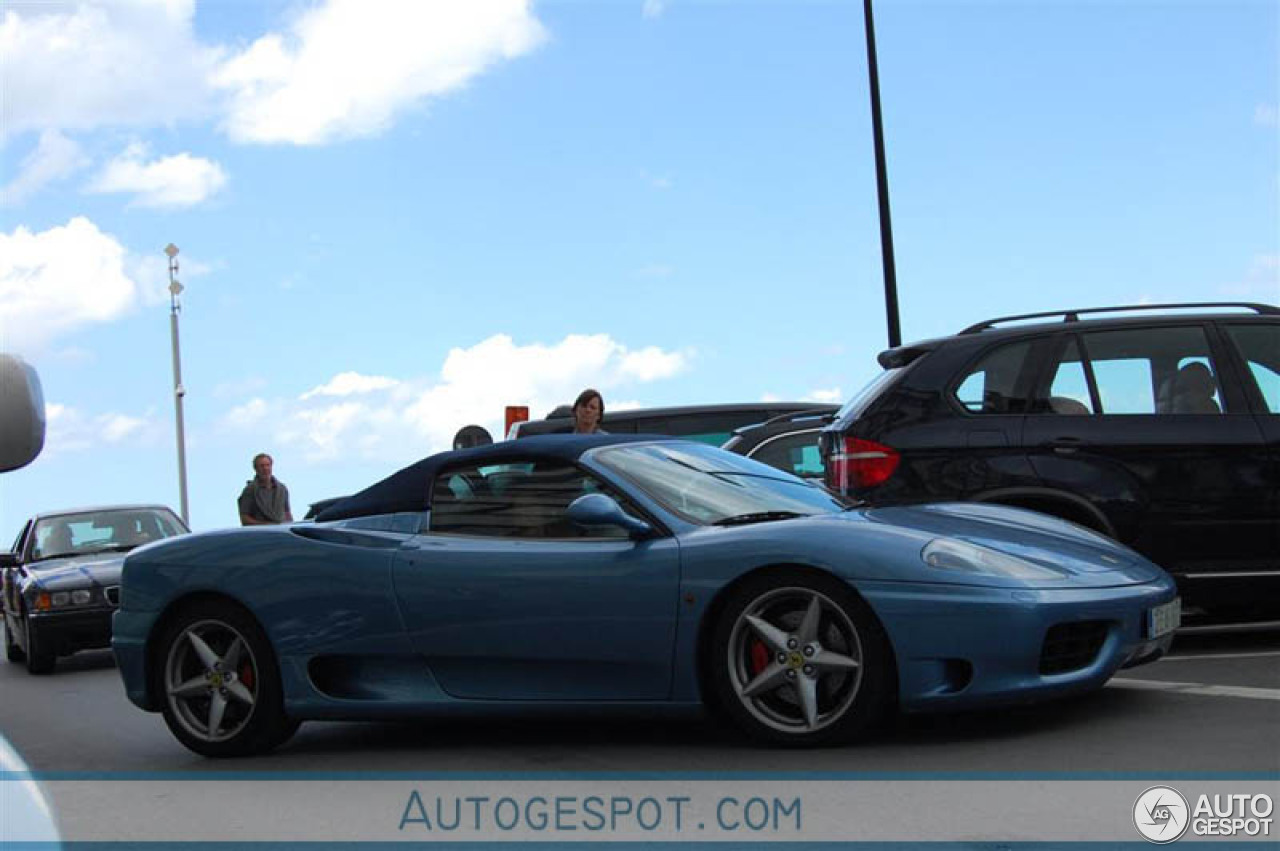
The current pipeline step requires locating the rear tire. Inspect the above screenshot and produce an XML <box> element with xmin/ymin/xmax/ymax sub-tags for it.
<box><xmin>706</xmin><ymin>571</ymin><xmax>893</xmax><ymax>746</ymax></box>
<box><xmin>155</xmin><ymin>600</ymin><xmax>297</xmax><ymax>757</ymax></box>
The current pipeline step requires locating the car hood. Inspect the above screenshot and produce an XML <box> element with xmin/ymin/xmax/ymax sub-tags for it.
<box><xmin>24</xmin><ymin>552</ymin><xmax>126</xmax><ymax>591</ymax></box>
<box><xmin>848</xmin><ymin>502</ymin><xmax>1165</xmax><ymax>586</ymax></box>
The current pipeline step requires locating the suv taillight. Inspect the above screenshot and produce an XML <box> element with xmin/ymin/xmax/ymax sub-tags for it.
<box><xmin>826</xmin><ymin>437</ymin><xmax>899</xmax><ymax>492</ymax></box>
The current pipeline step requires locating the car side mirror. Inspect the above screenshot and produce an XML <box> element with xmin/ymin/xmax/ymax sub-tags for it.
<box><xmin>567</xmin><ymin>493</ymin><xmax>652</xmax><ymax>538</ymax></box>
<box><xmin>0</xmin><ymin>552</ymin><xmax>18</xmax><ymax>568</ymax></box>
<box><xmin>0</xmin><ymin>354</ymin><xmax>45</xmax><ymax>473</ymax></box>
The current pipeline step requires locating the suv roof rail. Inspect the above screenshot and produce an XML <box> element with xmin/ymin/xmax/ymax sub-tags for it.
<box><xmin>959</xmin><ymin>302</ymin><xmax>1280</xmax><ymax>334</ymax></box>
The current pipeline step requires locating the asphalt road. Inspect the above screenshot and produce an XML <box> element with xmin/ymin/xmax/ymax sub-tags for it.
<box><xmin>2</xmin><ymin>626</ymin><xmax>1276</xmax><ymax>774</ymax></box>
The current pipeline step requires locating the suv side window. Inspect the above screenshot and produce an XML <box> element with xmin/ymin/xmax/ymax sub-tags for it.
<box><xmin>1045</xmin><ymin>337</ymin><xmax>1096</xmax><ymax>415</ymax></box>
<box><xmin>952</xmin><ymin>341</ymin><xmax>1034</xmax><ymax>414</ymax></box>
<box><xmin>429</xmin><ymin>460</ymin><xmax>635</xmax><ymax>539</ymax></box>
<box><xmin>1225</xmin><ymin>325</ymin><xmax>1279</xmax><ymax>413</ymax></box>
<box><xmin>1080</xmin><ymin>326</ymin><xmax>1223</xmax><ymax>415</ymax></box>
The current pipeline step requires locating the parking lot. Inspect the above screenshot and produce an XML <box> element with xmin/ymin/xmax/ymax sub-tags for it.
<box><xmin>3</xmin><ymin>625</ymin><xmax>1275</xmax><ymax>775</ymax></box>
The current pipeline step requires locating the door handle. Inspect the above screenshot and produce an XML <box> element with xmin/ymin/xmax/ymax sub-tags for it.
<box><xmin>1042</xmin><ymin>437</ymin><xmax>1083</xmax><ymax>454</ymax></box>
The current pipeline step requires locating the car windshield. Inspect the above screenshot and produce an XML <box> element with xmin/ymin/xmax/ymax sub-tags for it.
<box><xmin>593</xmin><ymin>442</ymin><xmax>847</xmax><ymax>525</ymax></box>
<box><xmin>30</xmin><ymin>508</ymin><xmax>186</xmax><ymax>563</ymax></box>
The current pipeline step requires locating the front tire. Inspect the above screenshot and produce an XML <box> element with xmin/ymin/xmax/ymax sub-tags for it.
<box><xmin>5</xmin><ymin>615</ymin><xmax>26</xmax><ymax>663</ymax></box>
<box><xmin>155</xmin><ymin>601</ymin><xmax>297</xmax><ymax>757</ymax></box>
<box><xmin>24</xmin><ymin>616</ymin><xmax>54</xmax><ymax>674</ymax></box>
<box><xmin>707</xmin><ymin>571</ymin><xmax>893</xmax><ymax>746</ymax></box>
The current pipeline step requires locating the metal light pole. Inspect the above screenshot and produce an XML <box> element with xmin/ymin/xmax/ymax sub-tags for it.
<box><xmin>164</xmin><ymin>243</ymin><xmax>190</xmax><ymax>526</ymax></box>
<box><xmin>863</xmin><ymin>0</ymin><xmax>902</xmax><ymax>349</ymax></box>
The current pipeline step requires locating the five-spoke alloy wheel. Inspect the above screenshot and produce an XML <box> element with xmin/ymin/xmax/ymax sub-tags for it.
<box><xmin>156</xmin><ymin>601</ymin><xmax>296</xmax><ymax>757</ymax></box>
<box><xmin>709</xmin><ymin>572</ymin><xmax>892</xmax><ymax>746</ymax></box>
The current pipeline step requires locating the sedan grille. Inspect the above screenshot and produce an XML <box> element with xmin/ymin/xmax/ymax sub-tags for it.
<box><xmin>1040</xmin><ymin>620</ymin><xmax>1109</xmax><ymax>675</ymax></box>
<box><xmin>104</xmin><ymin>586</ymin><xmax>121</xmax><ymax>607</ymax></box>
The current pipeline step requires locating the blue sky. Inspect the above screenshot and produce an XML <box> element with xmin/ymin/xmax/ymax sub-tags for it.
<box><xmin>1</xmin><ymin>0</ymin><xmax>1276</xmax><ymax>534</ymax></box>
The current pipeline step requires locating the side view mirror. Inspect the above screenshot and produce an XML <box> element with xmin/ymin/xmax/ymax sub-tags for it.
<box><xmin>0</xmin><ymin>552</ymin><xmax>19</xmax><ymax>568</ymax></box>
<box><xmin>0</xmin><ymin>354</ymin><xmax>45</xmax><ymax>473</ymax></box>
<box><xmin>567</xmin><ymin>493</ymin><xmax>652</xmax><ymax>538</ymax></box>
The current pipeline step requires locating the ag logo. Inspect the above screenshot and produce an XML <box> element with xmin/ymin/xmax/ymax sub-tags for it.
<box><xmin>1134</xmin><ymin>786</ymin><xmax>1190</xmax><ymax>843</ymax></box>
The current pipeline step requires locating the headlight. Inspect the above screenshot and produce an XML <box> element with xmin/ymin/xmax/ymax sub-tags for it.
<box><xmin>922</xmin><ymin>538</ymin><xmax>1065</xmax><ymax>581</ymax></box>
<box><xmin>32</xmin><ymin>588</ymin><xmax>97</xmax><ymax>610</ymax></box>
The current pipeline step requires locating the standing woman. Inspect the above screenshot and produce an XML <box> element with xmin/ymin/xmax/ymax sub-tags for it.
<box><xmin>572</xmin><ymin>388</ymin><xmax>606</xmax><ymax>434</ymax></box>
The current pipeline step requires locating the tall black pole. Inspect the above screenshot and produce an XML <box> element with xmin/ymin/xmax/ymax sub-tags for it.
<box><xmin>863</xmin><ymin>0</ymin><xmax>902</xmax><ymax>348</ymax></box>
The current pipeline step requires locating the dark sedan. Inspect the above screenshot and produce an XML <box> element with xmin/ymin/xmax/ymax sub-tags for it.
<box><xmin>3</xmin><ymin>505</ymin><xmax>188</xmax><ymax>673</ymax></box>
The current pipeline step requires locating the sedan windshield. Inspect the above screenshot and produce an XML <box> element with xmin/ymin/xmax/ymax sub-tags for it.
<box><xmin>31</xmin><ymin>508</ymin><xmax>186</xmax><ymax>563</ymax></box>
<box><xmin>593</xmin><ymin>442</ymin><xmax>847</xmax><ymax>525</ymax></box>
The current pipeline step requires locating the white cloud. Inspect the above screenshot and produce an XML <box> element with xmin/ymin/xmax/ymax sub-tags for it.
<box><xmin>301</xmin><ymin>372</ymin><xmax>400</xmax><ymax>400</ymax></box>
<box><xmin>44</xmin><ymin>402</ymin><xmax>160</xmax><ymax>455</ymax></box>
<box><xmin>642</xmin><ymin>0</ymin><xmax>667</xmax><ymax>20</ymax></box>
<box><xmin>100</xmin><ymin>413</ymin><xmax>150</xmax><ymax>443</ymax></box>
<box><xmin>220</xmin><ymin>333</ymin><xmax>690</xmax><ymax>463</ymax></box>
<box><xmin>0</xmin><ymin>129</ymin><xmax>90</xmax><ymax>204</ymax></box>
<box><xmin>3</xmin><ymin>1</ymin><xmax>545</xmax><ymax>149</ymax></box>
<box><xmin>0</xmin><ymin>217</ymin><xmax>210</xmax><ymax>349</ymax></box>
<box><xmin>803</xmin><ymin>386</ymin><xmax>844</xmax><ymax>404</ymax></box>
<box><xmin>0</xmin><ymin>218</ymin><xmax>136</xmax><ymax>350</ymax></box>
<box><xmin>88</xmin><ymin>143</ymin><xmax>228</xmax><ymax>208</ymax></box>
<box><xmin>804</xmin><ymin>388</ymin><xmax>843</xmax><ymax>404</ymax></box>
<box><xmin>760</xmin><ymin>389</ymin><xmax>843</xmax><ymax>404</ymax></box>
<box><xmin>1255</xmin><ymin>104</ymin><xmax>1278</xmax><ymax>127</ymax></box>
<box><xmin>212</xmin><ymin>0</ymin><xmax>547</xmax><ymax>145</ymax></box>
<box><xmin>620</xmin><ymin>346</ymin><xmax>687</xmax><ymax>382</ymax></box>
<box><xmin>0</xmin><ymin>0</ymin><xmax>218</xmax><ymax>139</ymax></box>
<box><xmin>224</xmin><ymin>398</ymin><xmax>270</xmax><ymax>429</ymax></box>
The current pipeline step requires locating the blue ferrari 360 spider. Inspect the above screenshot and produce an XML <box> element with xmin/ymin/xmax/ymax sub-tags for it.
<box><xmin>114</xmin><ymin>435</ymin><xmax>1180</xmax><ymax>756</ymax></box>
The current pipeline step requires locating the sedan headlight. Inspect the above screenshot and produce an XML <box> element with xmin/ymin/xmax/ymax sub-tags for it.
<box><xmin>32</xmin><ymin>588</ymin><xmax>98</xmax><ymax>610</ymax></box>
<box><xmin>922</xmin><ymin>538</ymin><xmax>1065</xmax><ymax>581</ymax></box>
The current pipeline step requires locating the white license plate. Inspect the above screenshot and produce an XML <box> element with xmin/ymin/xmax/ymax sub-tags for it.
<box><xmin>1147</xmin><ymin>598</ymin><xmax>1181</xmax><ymax>639</ymax></box>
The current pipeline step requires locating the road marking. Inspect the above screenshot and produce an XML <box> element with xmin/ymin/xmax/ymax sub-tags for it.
<box><xmin>1109</xmin><ymin>677</ymin><xmax>1280</xmax><ymax>701</ymax></box>
<box><xmin>1163</xmin><ymin>650</ymin><xmax>1280</xmax><ymax>661</ymax></box>
<box><xmin>1178</xmin><ymin>620</ymin><xmax>1280</xmax><ymax>636</ymax></box>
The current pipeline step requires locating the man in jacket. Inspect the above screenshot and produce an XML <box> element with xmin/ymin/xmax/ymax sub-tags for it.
<box><xmin>237</xmin><ymin>453</ymin><xmax>294</xmax><ymax>525</ymax></box>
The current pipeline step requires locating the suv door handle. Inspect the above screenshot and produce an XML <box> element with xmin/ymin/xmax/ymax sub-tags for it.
<box><xmin>1042</xmin><ymin>437</ymin><xmax>1083</xmax><ymax>454</ymax></box>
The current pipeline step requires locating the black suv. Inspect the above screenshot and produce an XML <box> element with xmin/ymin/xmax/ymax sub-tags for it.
<box><xmin>820</xmin><ymin>303</ymin><xmax>1279</xmax><ymax>616</ymax></box>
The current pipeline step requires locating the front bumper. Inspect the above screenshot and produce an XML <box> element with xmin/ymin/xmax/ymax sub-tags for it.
<box><xmin>28</xmin><ymin>607</ymin><xmax>114</xmax><ymax>657</ymax></box>
<box><xmin>112</xmin><ymin>609</ymin><xmax>158</xmax><ymax>710</ymax></box>
<box><xmin>859</xmin><ymin>578</ymin><xmax>1178</xmax><ymax>711</ymax></box>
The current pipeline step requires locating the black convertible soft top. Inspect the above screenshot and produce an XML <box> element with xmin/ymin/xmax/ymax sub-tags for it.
<box><xmin>314</xmin><ymin>433</ymin><xmax>660</xmax><ymax>522</ymax></box>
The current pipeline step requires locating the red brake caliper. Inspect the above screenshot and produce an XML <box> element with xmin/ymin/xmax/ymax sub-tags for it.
<box><xmin>749</xmin><ymin>639</ymin><xmax>770</xmax><ymax>675</ymax></box>
<box><xmin>240</xmin><ymin>662</ymin><xmax>254</xmax><ymax>689</ymax></box>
